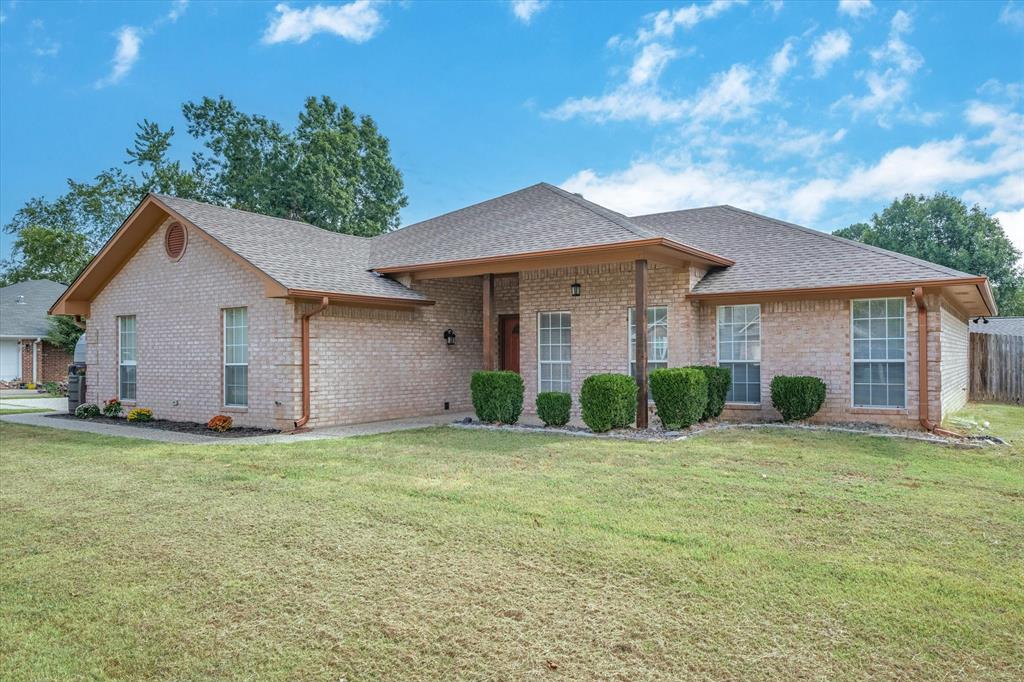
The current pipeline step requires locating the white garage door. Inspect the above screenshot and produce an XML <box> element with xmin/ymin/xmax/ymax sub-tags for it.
<box><xmin>0</xmin><ymin>340</ymin><xmax>20</xmax><ymax>381</ymax></box>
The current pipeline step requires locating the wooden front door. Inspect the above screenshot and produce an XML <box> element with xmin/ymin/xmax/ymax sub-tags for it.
<box><xmin>499</xmin><ymin>315</ymin><xmax>520</xmax><ymax>373</ymax></box>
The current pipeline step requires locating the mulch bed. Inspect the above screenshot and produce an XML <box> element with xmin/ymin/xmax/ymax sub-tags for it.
<box><xmin>46</xmin><ymin>413</ymin><xmax>279</xmax><ymax>438</ymax></box>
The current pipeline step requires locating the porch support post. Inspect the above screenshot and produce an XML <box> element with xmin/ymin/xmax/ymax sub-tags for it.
<box><xmin>482</xmin><ymin>273</ymin><xmax>495</xmax><ymax>370</ymax></box>
<box><xmin>635</xmin><ymin>259</ymin><xmax>649</xmax><ymax>429</ymax></box>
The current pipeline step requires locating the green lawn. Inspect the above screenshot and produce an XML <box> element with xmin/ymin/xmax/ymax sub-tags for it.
<box><xmin>1</xmin><ymin>406</ymin><xmax>1022</xmax><ymax>680</ymax></box>
<box><xmin>0</xmin><ymin>407</ymin><xmax>54</xmax><ymax>415</ymax></box>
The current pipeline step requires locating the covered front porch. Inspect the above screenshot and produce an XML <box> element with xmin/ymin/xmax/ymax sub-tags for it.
<box><xmin>379</xmin><ymin>240</ymin><xmax>730</xmax><ymax>428</ymax></box>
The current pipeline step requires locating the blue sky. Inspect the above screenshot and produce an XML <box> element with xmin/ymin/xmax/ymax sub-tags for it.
<box><xmin>1</xmin><ymin>0</ymin><xmax>1022</xmax><ymax>262</ymax></box>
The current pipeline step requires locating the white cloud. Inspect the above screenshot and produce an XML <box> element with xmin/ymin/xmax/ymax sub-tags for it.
<box><xmin>32</xmin><ymin>41</ymin><xmax>60</xmax><ymax>57</ymax></box>
<box><xmin>262</xmin><ymin>1</ymin><xmax>383</xmax><ymax>44</ymax></box>
<box><xmin>770</xmin><ymin>41</ymin><xmax>795</xmax><ymax>78</ymax></box>
<box><xmin>95</xmin><ymin>26</ymin><xmax>142</xmax><ymax>88</ymax></box>
<box><xmin>691</xmin><ymin>64</ymin><xmax>770</xmax><ymax>122</ymax></box>
<box><xmin>166</xmin><ymin>0</ymin><xmax>189</xmax><ymax>23</ymax></box>
<box><xmin>837</xmin><ymin>0</ymin><xmax>874</xmax><ymax>18</ymax></box>
<box><xmin>547</xmin><ymin>87</ymin><xmax>689</xmax><ymax>123</ymax></box>
<box><xmin>632</xmin><ymin>0</ymin><xmax>746</xmax><ymax>43</ymax></box>
<box><xmin>833</xmin><ymin>11</ymin><xmax>930</xmax><ymax>125</ymax></box>
<box><xmin>511</xmin><ymin>0</ymin><xmax>549</xmax><ymax>24</ymax></box>
<box><xmin>629</xmin><ymin>43</ymin><xmax>678</xmax><ymax>85</ymax></box>
<box><xmin>559</xmin><ymin>97</ymin><xmax>1024</xmax><ymax>226</ymax></box>
<box><xmin>808</xmin><ymin>29</ymin><xmax>851</xmax><ymax>77</ymax></box>
<box><xmin>768</xmin><ymin>1</ymin><xmax>784</xmax><ymax>16</ymax></box>
<box><xmin>993</xmin><ymin>209</ymin><xmax>1024</xmax><ymax>259</ymax></box>
<box><xmin>1000</xmin><ymin>1</ymin><xmax>1024</xmax><ymax>30</ymax></box>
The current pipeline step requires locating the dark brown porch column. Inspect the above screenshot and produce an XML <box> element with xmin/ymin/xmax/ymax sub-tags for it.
<box><xmin>635</xmin><ymin>259</ymin><xmax>648</xmax><ymax>429</ymax></box>
<box><xmin>482</xmin><ymin>273</ymin><xmax>495</xmax><ymax>370</ymax></box>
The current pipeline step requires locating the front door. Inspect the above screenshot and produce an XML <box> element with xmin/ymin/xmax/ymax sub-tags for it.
<box><xmin>499</xmin><ymin>315</ymin><xmax>520</xmax><ymax>373</ymax></box>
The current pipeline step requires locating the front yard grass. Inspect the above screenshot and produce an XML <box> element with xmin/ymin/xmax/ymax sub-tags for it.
<box><xmin>1</xmin><ymin>404</ymin><xmax>1022</xmax><ymax>680</ymax></box>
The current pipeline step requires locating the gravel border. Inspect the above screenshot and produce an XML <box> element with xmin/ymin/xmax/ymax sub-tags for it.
<box><xmin>452</xmin><ymin>418</ymin><xmax>1006</xmax><ymax>448</ymax></box>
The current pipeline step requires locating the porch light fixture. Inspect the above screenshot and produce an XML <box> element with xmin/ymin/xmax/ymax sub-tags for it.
<box><xmin>570</xmin><ymin>281</ymin><xmax>581</xmax><ymax>297</ymax></box>
<box><xmin>972</xmin><ymin>316</ymin><xmax>989</xmax><ymax>324</ymax></box>
<box><xmin>443</xmin><ymin>328</ymin><xmax>457</xmax><ymax>345</ymax></box>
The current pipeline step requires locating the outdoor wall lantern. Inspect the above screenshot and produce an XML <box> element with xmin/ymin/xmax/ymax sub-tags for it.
<box><xmin>570</xmin><ymin>281</ymin><xmax>581</xmax><ymax>297</ymax></box>
<box><xmin>443</xmin><ymin>328</ymin><xmax>457</xmax><ymax>345</ymax></box>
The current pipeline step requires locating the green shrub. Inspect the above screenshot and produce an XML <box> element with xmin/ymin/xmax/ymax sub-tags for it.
<box><xmin>74</xmin><ymin>403</ymin><xmax>100</xmax><ymax>418</ymax></box>
<box><xmin>579</xmin><ymin>374</ymin><xmax>637</xmax><ymax>433</ymax></box>
<box><xmin>470</xmin><ymin>371</ymin><xmax>525</xmax><ymax>424</ymax></box>
<box><xmin>536</xmin><ymin>392</ymin><xmax>571</xmax><ymax>427</ymax></box>
<box><xmin>685</xmin><ymin>365</ymin><xmax>731</xmax><ymax>420</ymax></box>
<box><xmin>127</xmin><ymin>407</ymin><xmax>153</xmax><ymax>422</ymax></box>
<box><xmin>102</xmin><ymin>398</ymin><xmax>123</xmax><ymax>418</ymax></box>
<box><xmin>649</xmin><ymin>368</ymin><xmax>708</xmax><ymax>429</ymax></box>
<box><xmin>770</xmin><ymin>375</ymin><xmax>827</xmax><ymax>421</ymax></box>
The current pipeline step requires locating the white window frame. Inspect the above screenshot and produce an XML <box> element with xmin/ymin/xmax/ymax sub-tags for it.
<box><xmin>716</xmin><ymin>304</ymin><xmax>762</xmax><ymax>405</ymax></box>
<box><xmin>627</xmin><ymin>306</ymin><xmax>669</xmax><ymax>379</ymax></box>
<box><xmin>850</xmin><ymin>297</ymin><xmax>907</xmax><ymax>410</ymax></box>
<box><xmin>117</xmin><ymin>315</ymin><xmax>137</xmax><ymax>402</ymax></box>
<box><xmin>223</xmin><ymin>307</ymin><xmax>249</xmax><ymax>408</ymax></box>
<box><xmin>537</xmin><ymin>311</ymin><xmax>571</xmax><ymax>394</ymax></box>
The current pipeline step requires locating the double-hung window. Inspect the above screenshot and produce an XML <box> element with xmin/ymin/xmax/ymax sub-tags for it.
<box><xmin>852</xmin><ymin>298</ymin><xmax>905</xmax><ymax>408</ymax></box>
<box><xmin>717</xmin><ymin>304</ymin><xmax>761</xmax><ymax>404</ymax></box>
<box><xmin>224</xmin><ymin>307</ymin><xmax>249</xmax><ymax>407</ymax></box>
<box><xmin>538</xmin><ymin>312</ymin><xmax>571</xmax><ymax>393</ymax></box>
<box><xmin>628</xmin><ymin>306</ymin><xmax>668</xmax><ymax>380</ymax></box>
<box><xmin>118</xmin><ymin>315</ymin><xmax>137</xmax><ymax>401</ymax></box>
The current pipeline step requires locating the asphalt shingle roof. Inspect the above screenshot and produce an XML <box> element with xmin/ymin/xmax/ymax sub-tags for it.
<box><xmin>971</xmin><ymin>317</ymin><xmax>1024</xmax><ymax>336</ymax></box>
<box><xmin>155</xmin><ymin>195</ymin><xmax>428</xmax><ymax>302</ymax></box>
<box><xmin>149</xmin><ymin>187</ymin><xmax>981</xmax><ymax>303</ymax></box>
<box><xmin>630</xmin><ymin>205</ymin><xmax>977</xmax><ymax>294</ymax></box>
<box><xmin>1</xmin><ymin>279</ymin><xmax>67</xmax><ymax>337</ymax></box>
<box><xmin>369</xmin><ymin>183</ymin><xmax>660</xmax><ymax>269</ymax></box>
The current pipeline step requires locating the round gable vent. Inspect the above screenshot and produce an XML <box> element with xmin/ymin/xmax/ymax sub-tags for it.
<box><xmin>164</xmin><ymin>222</ymin><xmax>187</xmax><ymax>261</ymax></box>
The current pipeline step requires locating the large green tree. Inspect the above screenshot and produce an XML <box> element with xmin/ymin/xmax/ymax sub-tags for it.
<box><xmin>834</xmin><ymin>193</ymin><xmax>1024</xmax><ymax>315</ymax></box>
<box><xmin>1</xmin><ymin>96</ymin><xmax>406</xmax><ymax>285</ymax></box>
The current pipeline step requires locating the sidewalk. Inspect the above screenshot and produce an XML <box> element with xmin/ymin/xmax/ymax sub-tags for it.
<box><xmin>0</xmin><ymin>410</ymin><xmax>474</xmax><ymax>445</ymax></box>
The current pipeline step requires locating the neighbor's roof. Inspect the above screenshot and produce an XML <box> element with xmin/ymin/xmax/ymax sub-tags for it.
<box><xmin>0</xmin><ymin>279</ymin><xmax>66</xmax><ymax>337</ymax></box>
<box><xmin>971</xmin><ymin>316</ymin><xmax>1024</xmax><ymax>336</ymax></box>
<box><xmin>631</xmin><ymin>205</ymin><xmax>981</xmax><ymax>295</ymax></box>
<box><xmin>369</xmin><ymin>183</ymin><xmax>730</xmax><ymax>270</ymax></box>
<box><xmin>153</xmin><ymin>195</ymin><xmax>428</xmax><ymax>302</ymax></box>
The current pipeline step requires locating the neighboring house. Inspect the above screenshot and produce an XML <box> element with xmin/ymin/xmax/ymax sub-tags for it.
<box><xmin>50</xmin><ymin>184</ymin><xmax>997</xmax><ymax>431</ymax></box>
<box><xmin>1</xmin><ymin>279</ymin><xmax>72</xmax><ymax>384</ymax></box>
<box><xmin>970</xmin><ymin>316</ymin><xmax>1024</xmax><ymax>337</ymax></box>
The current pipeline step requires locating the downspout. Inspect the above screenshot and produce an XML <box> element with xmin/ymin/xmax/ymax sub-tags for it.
<box><xmin>912</xmin><ymin>287</ymin><xmax>959</xmax><ymax>437</ymax></box>
<box><xmin>32</xmin><ymin>338</ymin><xmax>41</xmax><ymax>385</ymax></box>
<box><xmin>294</xmin><ymin>296</ymin><xmax>330</xmax><ymax>430</ymax></box>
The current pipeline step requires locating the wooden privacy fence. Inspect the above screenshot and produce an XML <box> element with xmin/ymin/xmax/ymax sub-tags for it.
<box><xmin>970</xmin><ymin>333</ymin><xmax>1024</xmax><ymax>404</ymax></box>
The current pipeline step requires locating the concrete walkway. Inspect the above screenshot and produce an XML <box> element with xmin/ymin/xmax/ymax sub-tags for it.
<box><xmin>0</xmin><ymin>410</ymin><xmax>473</xmax><ymax>445</ymax></box>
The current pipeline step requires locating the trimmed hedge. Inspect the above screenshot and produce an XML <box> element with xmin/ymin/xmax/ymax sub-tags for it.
<box><xmin>650</xmin><ymin>368</ymin><xmax>708</xmax><ymax>429</ymax></box>
<box><xmin>770</xmin><ymin>375</ymin><xmax>827</xmax><ymax>421</ymax></box>
<box><xmin>580</xmin><ymin>374</ymin><xmax>637</xmax><ymax>433</ymax></box>
<box><xmin>685</xmin><ymin>365</ymin><xmax>731</xmax><ymax>421</ymax></box>
<box><xmin>470</xmin><ymin>371</ymin><xmax>525</xmax><ymax>424</ymax></box>
<box><xmin>536</xmin><ymin>391</ymin><xmax>571</xmax><ymax>427</ymax></box>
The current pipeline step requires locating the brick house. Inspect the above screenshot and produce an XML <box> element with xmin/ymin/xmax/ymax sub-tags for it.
<box><xmin>1</xmin><ymin>279</ymin><xmax>73</xmax><ymax>385</ymax></box>
<box><xmin>50</xmin><ymin>184</ymin><xmax>996</xmax><ymax>431</ymax></box>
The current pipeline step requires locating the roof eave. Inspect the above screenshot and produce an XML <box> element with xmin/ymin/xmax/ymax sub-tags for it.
<box><xmin>371</xmin><ymin>237</ymin><xmax>733</xmax><ymax>279</ymax></box>
<box><xmin>283</xmin><ymin>288</ymin><xmax>435</xmax><ymax>309</ymax></box>
<box><xmin>688</xmin><ymin>276</ymin><xmax>995</xmax><ymax>314</ymax></box>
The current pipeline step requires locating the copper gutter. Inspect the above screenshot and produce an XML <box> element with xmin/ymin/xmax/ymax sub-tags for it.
<box><xmin>912</xmin><ymin>287</ymin><xmax>960</xmax><ymax>438</ymax></box>
<box><xmin>294</xmin><ymin>296</ymin><xmax>330</xmax><ymax>429</ymax></box>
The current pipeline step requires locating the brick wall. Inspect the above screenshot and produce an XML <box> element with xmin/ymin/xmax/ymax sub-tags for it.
<box><xmin>939</xmin><ymin>298</ymin><xmax>969</xmax><ymax>416</ymax></box>
<box><xmin>17</xmin><ymin>339</ymin><xmax>71</xmax><ymax>383</ymax></box>
<box><xmin>304</xmin><ymin>276</ymin><xmax>484</xmax><ymax>426</ymax></box>
<box><xmin>519</xmin><ymin>262</ymin><xmax>695</xmax><ymax>416</ymax></box>
<box><xmin>87</xmin><ymin>217</ymin><xmax>299</xmax><ymax>429</ymax></box>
